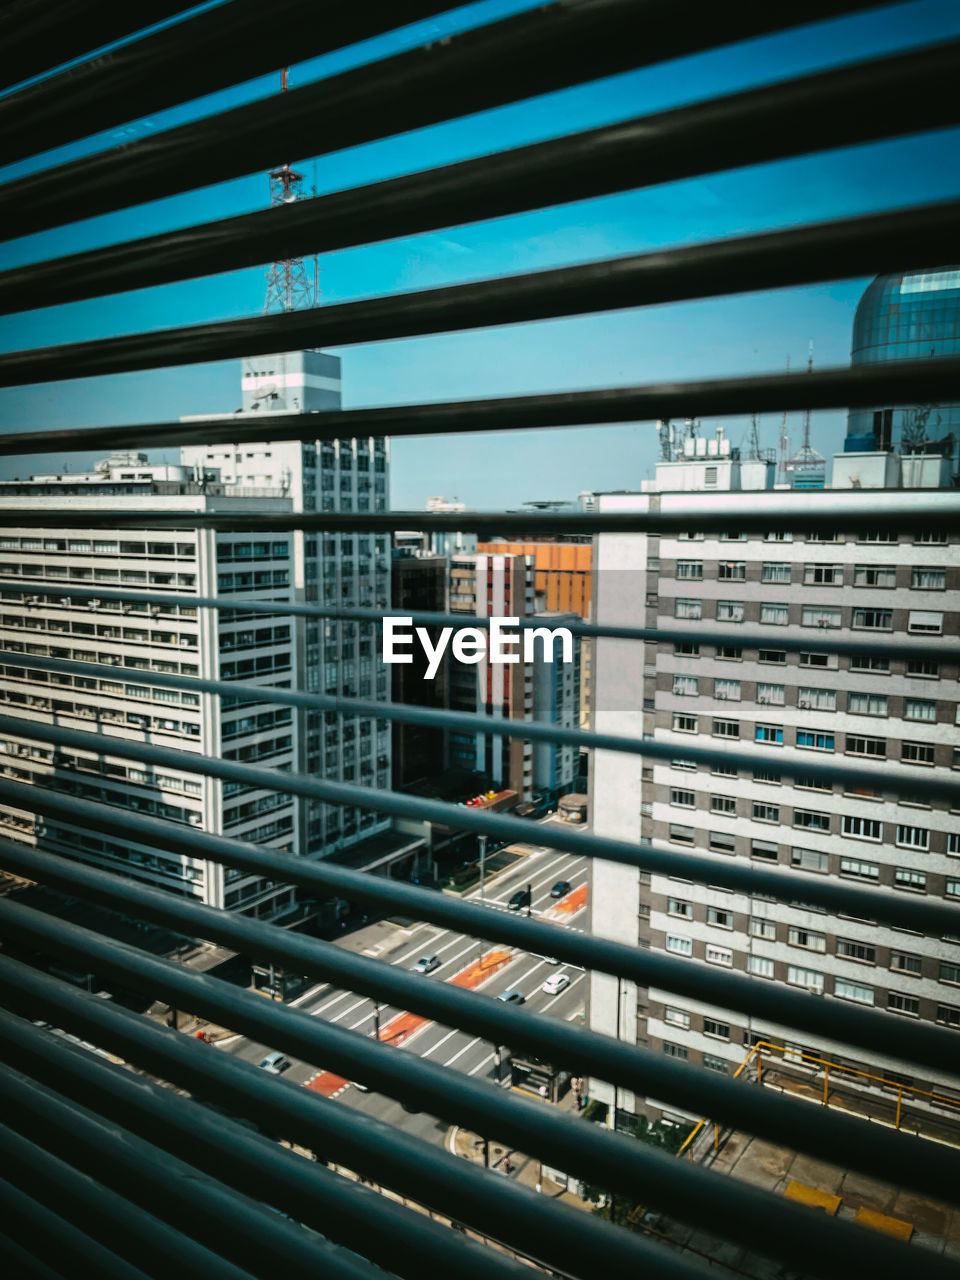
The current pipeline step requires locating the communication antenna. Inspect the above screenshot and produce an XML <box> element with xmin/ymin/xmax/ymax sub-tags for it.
<box><xmin>263</xmin><ymin>67</ymin><xmax>319</xmax><ymax>315</ymax></box>
<box><xmin>776</xmin><ymin>355</ymin><xmax>791</xmax><ymax>483</ymax></box>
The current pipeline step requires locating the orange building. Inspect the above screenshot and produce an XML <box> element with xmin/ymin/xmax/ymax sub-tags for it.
<box><xmin>475</xmin><ymin>542</ymin><xmax>592</xmax><ymax>619</ymax></box>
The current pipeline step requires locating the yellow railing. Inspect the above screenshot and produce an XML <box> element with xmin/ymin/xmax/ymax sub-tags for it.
<box><xmin>677</xmin><ymin>1040</ymin><xmax>960</xmax><ymax>1159</ymax></box>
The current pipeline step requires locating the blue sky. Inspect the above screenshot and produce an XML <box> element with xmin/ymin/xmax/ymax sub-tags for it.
<box><xmin>1</xmin><ymin>0</ymin><xmax>959</xmax><ymax>507</ymax></box>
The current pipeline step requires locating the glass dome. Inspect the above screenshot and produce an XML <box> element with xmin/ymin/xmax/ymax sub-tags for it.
<box><xmin>845</xmin><ymin>267</ymin><xmax>960</xmax><ymax>482</ymax></box>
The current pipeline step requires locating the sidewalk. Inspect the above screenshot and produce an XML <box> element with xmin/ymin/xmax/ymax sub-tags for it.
<box><xmin>447</xmin><ymin>1085</ymin><xmax>594</xmax><ymax>1213</ymax></box>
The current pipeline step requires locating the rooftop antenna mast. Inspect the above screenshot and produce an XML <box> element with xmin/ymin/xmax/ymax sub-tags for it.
<box><xmin>776</xmin><ymin>355</ymin><xmax>791</xmax><ymax>483</ymax></box>
<box><xmin>745</xmin><ymin>412</ymin><xmax>762</xmax><ymax>460</ymax></box>
<box><xmin>263</xmin><ymin>67</ymin><xmax>318</xmax><ymax>315</ymax></box>
<box><xmin>800</xmin><ymin>341</ymin><xmax>814</xmax><ymax>453</ymax></box>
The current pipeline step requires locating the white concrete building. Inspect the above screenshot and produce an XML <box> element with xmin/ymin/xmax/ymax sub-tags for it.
<box><xmin>587</xmin><ymin>454</ymin><xmax>960</xmax><ymax>1119</ymax></box>
<box><xmin>181</xmin><ymin>349</ymin><xmax>393</xmax><ymax>859</ymax></box>
<box><xmin>0</xmin><ymin>455</ymin><xmax>302</xmax><ymax>919</ymax></box>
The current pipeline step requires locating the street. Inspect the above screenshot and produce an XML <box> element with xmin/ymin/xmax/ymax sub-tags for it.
<box><xmin>221</xmin><ymin>825</ymin><xmax>589</xmax><ymax>1145</ymax></box>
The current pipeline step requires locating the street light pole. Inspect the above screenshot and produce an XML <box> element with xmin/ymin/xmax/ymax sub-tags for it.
<box><xmin>479</xmin><ymin>834</ymin><xmax>488</xmax><ymax>904</ymax></box>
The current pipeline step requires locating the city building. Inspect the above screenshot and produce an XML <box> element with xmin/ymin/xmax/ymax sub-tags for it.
<box><xmin>390</xmin><ymin>548</ymin><xmax>448</xmax><ymax>788</ymax></box>
<box><xmin>0</xmin><ymin>454</ymin><xmax>303</xmax><ymax>920</ymax></box>
<box><xmin>845</xmin><ymin>266</ymin><xmax>960</xmax><ymax>482</ymax></box>
<box><xmin>181</xmin><ymin>349</ymin><xmax>393</xmax><ymax>861</ymax></box>
<box><xmin>447</xmin><ymin>553</ymin><xmax>580</xmax><ymax>799</ymax></box>
<box><xmin>587</xmin><ymin>451</ymin><xmax>959</xmax><ymax>1123</ymax></box>
<box><xmin>477</xmin><ymin>538</ymin><xmax>593</xmax><ymax>731</ymax></box>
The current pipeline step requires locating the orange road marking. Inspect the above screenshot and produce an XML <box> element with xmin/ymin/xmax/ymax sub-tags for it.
<box><xmin>303</xmin><ymin>948</ymin><xmax>515</xmax><ymax>1092</ymax></box>
<box><xmin>553</xmin><ymin>883</ymin><xmax>587</xmax><ymax>917</ymax></box>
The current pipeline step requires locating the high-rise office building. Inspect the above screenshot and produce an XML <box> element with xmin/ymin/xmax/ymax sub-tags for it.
<box><xmin>181</xmin><ymin>350</ymin><xmax>393</xmax><ymax>859</ymax></box>
<box><xmin>587</xmin><ymin>452</ymin><xmax>959</xmax><ymax>1120</ymax></box>
<box><xmin>390</xmin><ymin>548</ymin><xmax>448</xmax><ymax>788</ymax></box>
<box><xmin>0</xmin><ymin>454</ymin><xmax>303</xmax><ymax>919</ymax></box>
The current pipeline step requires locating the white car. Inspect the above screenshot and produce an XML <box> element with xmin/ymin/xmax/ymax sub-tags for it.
<box><xmin>541</xmin><ymin>973</ymin><xmax>571</xmax><ymax>996</ymax></box>
<box><xmin>257</xmin><ymin>1051</ymin><xmax>289</xmax><ymax>1074</ymax></box>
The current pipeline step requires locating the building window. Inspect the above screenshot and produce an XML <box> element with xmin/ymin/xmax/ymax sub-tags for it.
<box><xmin>937</xmin><ymin>1004</ymin><xmax>960</xmax><ymax>1029</ymax></box>
<box><xmin>852</xmin><ymin>609</ymin><xmax>893</xmax><ymax>630</ymax></box>
<box><xmin>896</xmin><ymin>824</ymin><xmax>929</xmax><ymax>850</ymax></box>
<box><xmin>714</xmin><ymin>678</ymin><xmax>741</xmax><ymax>701</ymax></box>
<box><xmin>796</xmin><ymin>730</ymin><xmax>835</xmax><ymax>751</ymax></box>
<box><xmin>663</xmin><ymin>1042</ymin><xmax>689</xmax><ymax>1059</ymax></box>
<box><xmin>758</xmin><ymin>649</ymin><xmax>787</xmax><ymax>664</ymax></box>
<box><xmin>904</xmin><ymin>698</ymin><xmax>936</xmax><ymax>722</ymax></box>
<box><xmin>716</xmin><ymin>600</ymin><xmax>744</xmax><ymax>623</ymax></box>
<box><xmin>750</xmin><ymin>839</ymin><xmax>779</xmax><ymax>862</ymax></box>
<box><xmin>703</xmin><ymin>1054</ymin><xmax>730</xmax><ymax>1073</ymax></box>
<box><xmin>901</xmin><ymin>741</ymin><xmax>935</xmax><ymax>766</ymax></box>
<box><xmin>894</xmin><ymin>867</ymin><xmax>926</xmax><ymax>892</ymax></box>
<box><xmin>664</xmin><ymin>1007</ymin><xmax>691</xmax><ymax>1028</ymax></box>
<box><xmin>801</xmin><ymin>606</ymin><xmax>841</xmax><ymax>629</ymax></box>
<box><xmin>670</xmin><ymin>788</ymin><xmax>696</xmax><ymax>808</ymax></box>
<box><xmin>675</xmin><ymin>598</ymin><xmax>702</xmax><ymax>620</ymax></box>
<box><xmin>804</xmin><ymin>564</ymin><xmax>843</xmax><ymax>585</ymax></box>
<box><xmin>835</xmin><ymin>979</ymin><xmax>875</xmax><ymax>1005</ymax></box>
<box><xmin>753</xmin><ymin>768</ymin><xmax>782</xmax><ymax>784</ymax></box>
<box><xmin>752</xmin><ymin>802</ymin><xmax>780</xmax><ymax>823</ymax></box>
<box><xmin>705</xmin><ymin>944</ymin><xmax>733</xmax><ymax>967</ymax></box>
<box><xmin>761</xmin><ymin>563</ymin><xmax>791</xmax><ymax>583</ymax></box>
<box><xmin>757</xmin><ymin>683</ymin><xmax>785</xmax><ymax>706</ymax></box>
<box><xmin>712</xmin><ymin>718</ymin><xmax>739</xmax><ymax>739</ymax></box>
<box><xmin>715</xmin><ymin>645</ymin><xmax>742</xmax><ymax>661</ymax></box>
<box><xmin>848</xmin><ymin>692</ymin><xmax>888</xmax><ymax>717</ymax></box>
<box><xmin>888</xmin><ymin>992</ymin><xmax>920</xmax><ymax>1017</ymax></box>
<box><xmin>718</xmin><ymin>562</ymin><xmax>746</xmax><ymax>580</ymax></box>
<box><xmin>671</xmin><ymin>758</ymin><xmax>697</xmax><ymax>772</ymax></box>
<box><xmin>853</xmin><ymin>564</ymin><xmax>896</xmax><ymax>587</ymax></box>
<box><xmin>788</xmin><ymin>927</ymin><xmax>826</xmax><ymax>952</ymax></box>
<box><xmin>759</xmin><ymin>604</ymin><xmax>789</xmax><ymax>626</ymax></box>
<box><xmin>839</xmin><ymin>857</ymin><xmax>879</xmax><ymax>880</ymax></box>
<box><xmin>676</xmin><ymin>561</ymin><xmax>703</xmax><ymax>580</ymax></box>
<box><xmin>710</xmin><ymin>795</ymin><xmax>737</xmax><ymax>815</ymax></box>
<box><xmin>707</xmin><ymin>908</ymin><xmax>733</xmax><ymax>930</ymax></box>
<box><xmin>787</xmin><ymin>966</ymin><xmax>824</xmax><ymax>992</ymax></box>
<box><xmin>858</xmin><ymin>530</ymin><xmax>897</xmax><ymax>544</ymax></box>
<box><xmin>673</xmin><ymin>675</ymin><xmax>699</xmax><ymax>697</ymax></box>
<box><xmin>791</xmin><ymin>847</ymin><xmax>829</xmax><ymax>872</ymax></box>
<box><xmin>906</xmin><ymin>658</ymin><xmax>939</xmax><ymax>678</ymax></box>
<box><xmin>949</xmin><ymin>833</ymin><xmax>960</xmax><ymax>857</ymax></box>
<box><xmin>794</xmin><ymin>809</ymin><xmax>830</xmax><ymax>831</ymax></box>
<box><xmin>707</xmin><ymin>829</ymin><xmax>737</xmax><ymax>856</ymax></box>
<box><xmin>908</xmin><ymin>610</ymin><xmax>943</xmax><ymax>634</ymax></box>
<box><xmin>911</xmin><ymin>568</ymin><xmax>946</xmax><ymax>590</ymax></box>
<box><xmin>665</xmin><ymin>935</ymin><xmax>693</xmax><ymax>956</ymax></box>
<box><xmin>837</xmin><ymin>938</ymin><xmax>875</xmax><ymax>963</ymax></box>
<box><xmin>668</xmin><ymin>824</ymin><xmax>695</xmax><ymax>846</ymax></box>
<box><xmin>674</xmin><ymin>641</ymin><xmax>701</xmax><ymax>656</ymax></box>
<box><xmin>842</xmin><ymin>815</ymin><xmax>881</xmax><ymax>841</ymax></box>
<box><xmin>750</xmin><ymin>917</ymin><xmax>777</xmax><ymax>939</ymax></box>
<box><xmin>764</xmin><ymin>532</ymin><xmax>793</xmax><ymax>542</ymax></box>
<box><xmin>890</xmin><ymin>952</ymin><xmax>923</xmax><ymax>976</ymax></box>
<box><xmin>755</xmin><ymin>724</ymin><xmax>783</xmax><ymax>745</ymax></box>
<box><xmin>668</xmin><ymin>897</ymin><xmax>693</xmax><ymax>918</ymax></box>
<box><xmin>798</xmin><ymin>652</ymin><xmax>833</xmax><ymax>670</ymax></box>
<box><xmin>846</xmin><ymin>734</ymin><xmax>886</xmax><ymax>758</ymax></box>
<box><xmin>939</xmin><ymin>962</ymin><xmax>960</xmax><ymax>986</ymax></box>
<box><xmin>796</xmin><ymin>687</ymin><xmax>836</xmax><ymax>712</ymax></box>
<box><xmin>703</xmin><ymin>1018</ymin><xmax>730</xmax><ymax>1039</ymax></box>
<box><xmin>747</xmin><ymin>955</ymin><xmax>775</xmax><ymax>978</ymax></box>
<box><xmin>673</xmin><ymin>713</ymin><xmax>698</xmax><ymax>733</ymax></box>
<box><xmin>850</xmin><ymin>654</ymin><xmax>889</xmax><ymax>673</ymax></box>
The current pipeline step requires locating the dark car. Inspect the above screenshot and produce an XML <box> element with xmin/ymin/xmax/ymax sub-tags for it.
<box><xmin>507</xmin><ymin>888</ymin><xmax>531</xmax><ymax>912</ymax></box>
<box><xmin>497</xmin><ymin>990</ymin><xmax>525</xmax><ymax>1005</ymax></box>
<box><xmin>550</xmin><ymin>880</ymin><xmax>572</xmax><ymax>899</ymax></box>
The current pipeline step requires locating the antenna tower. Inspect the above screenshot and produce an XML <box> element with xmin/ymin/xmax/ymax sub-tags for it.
<box><xmin>263</xmin><ymin>67</ymin><xmax>319</xmax><ymax>315</ymax></box>
<box><xmin>800</xmin><ymin>340</ymin><xmax>814</xmax><ymax>453</ymax></box>
<box><xmin>776</xmin><ymin>355</ymin><xmax>791</xmax><ymax>483</ymax></box>
<box><xmin>745</xmin><ymin>412</ymin><xmax>762</xmax><ymax>461</ymax></box>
